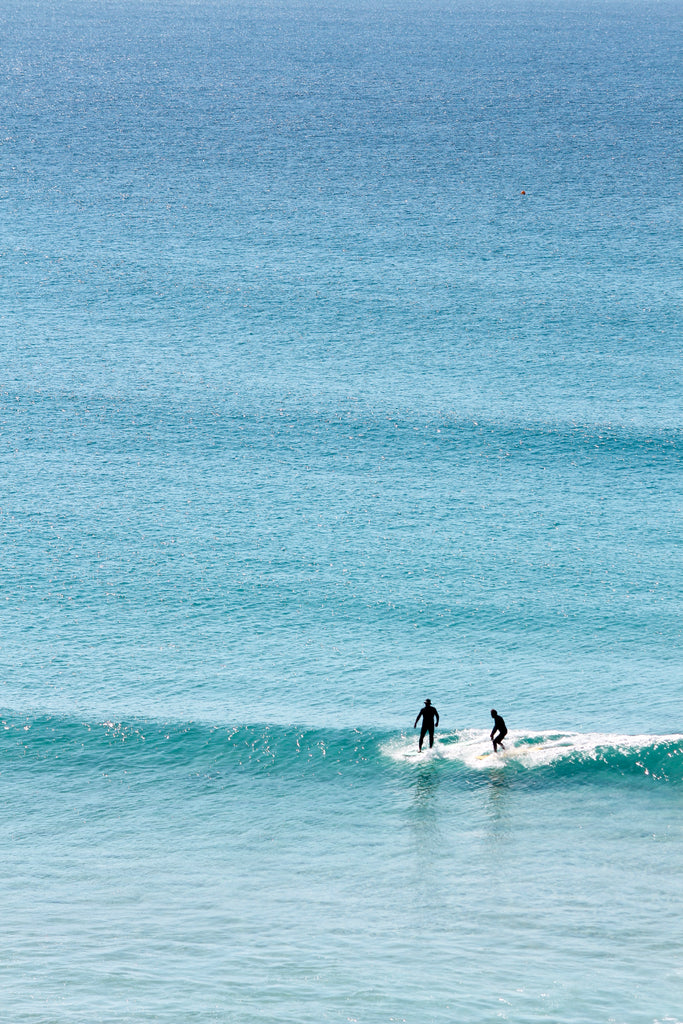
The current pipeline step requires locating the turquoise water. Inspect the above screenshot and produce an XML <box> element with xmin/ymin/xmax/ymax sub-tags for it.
<box><xmin>1</xmin><ymin>0</ymin><xmax>682</xmax><ymax>1020</ymax></box>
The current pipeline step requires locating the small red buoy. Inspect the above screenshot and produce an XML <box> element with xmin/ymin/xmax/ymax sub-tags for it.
<box><xmin>521</xmin><ymin>190</ymin><xmax>526</xmax><ymax>195</ymax></box>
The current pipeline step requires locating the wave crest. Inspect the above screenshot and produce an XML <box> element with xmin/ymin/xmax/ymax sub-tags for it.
<box><xmin>383</xmin><ymin>729</ymin><xmax>683</xmax><ymax>782</ymax></box>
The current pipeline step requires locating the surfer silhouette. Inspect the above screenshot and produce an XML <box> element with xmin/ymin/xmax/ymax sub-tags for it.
<box><xmin>414</xmin><ymin>699</ymin><xmax>439</xmax><ymax>751</ymax></box>
<box><xmin>490</xmin><ymin>709</ymin><xmax>507</xmax><ymax>752</ymax></box>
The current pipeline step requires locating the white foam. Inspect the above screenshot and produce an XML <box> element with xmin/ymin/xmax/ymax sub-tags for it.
<box><xmin>382</xmin><ymin>729</ymin><xmax>683</xmax><ymax>770</ymax></box>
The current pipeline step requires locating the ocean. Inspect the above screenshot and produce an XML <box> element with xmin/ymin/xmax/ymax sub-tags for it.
<box><xmin>0</xmin><ymin>0</ymin><xmax>681</xmax><ymax>1020</ymax></box>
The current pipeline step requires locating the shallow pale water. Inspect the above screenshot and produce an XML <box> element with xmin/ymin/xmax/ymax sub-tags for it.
<box><xmin>0</xmin><ymin>0</ymin><xmax>681</xmax><ymax>1021</ymax></box>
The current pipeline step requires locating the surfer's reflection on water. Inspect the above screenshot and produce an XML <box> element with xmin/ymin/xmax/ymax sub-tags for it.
<box><xmin>414</xmin><ymin>763</ymin><xmax>439</xmax><ymax>804</ymax></box>
<box><xmin>409</xmin><ymin>763</ymin><xmax>441</xmax><ymax>841</ymax></box>
<box><xmin>485</xmin><ymin>770</ymin><xmax>512</xmax><ymax>842</ymax></box>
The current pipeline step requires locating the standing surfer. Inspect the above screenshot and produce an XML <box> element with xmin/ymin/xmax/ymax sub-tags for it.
<box><xmin>414</xmin><ymin>699</ymin><xmax>439</xmax><ymax>751</ymax></box>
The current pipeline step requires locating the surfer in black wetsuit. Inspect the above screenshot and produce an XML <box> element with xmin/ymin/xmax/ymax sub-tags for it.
<box><xmin>414</xmin><ymin>699</ymin><xmax>439</xmax><ymax>751</ymax></box>
<box><xmin>490</xmin><ymin>709</ymin><xmax>507</xmax><ymax>752</ymax></box>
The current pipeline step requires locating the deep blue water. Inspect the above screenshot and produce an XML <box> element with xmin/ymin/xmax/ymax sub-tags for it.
<box><xmin>1</xmin><ymin>0</ymin><xmax>681</xmax><ymax>1020</ymax></box>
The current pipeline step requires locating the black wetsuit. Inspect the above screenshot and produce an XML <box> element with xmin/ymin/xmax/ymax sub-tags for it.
<box><xmin>491</xmin><ymin>713</ymin><xmax>507</xmax><ymax>751</ymax></box>
<box><xmin>414</xmin><ymin>703</ymin><xmax>439</xmax><ymax>751</ymax></box>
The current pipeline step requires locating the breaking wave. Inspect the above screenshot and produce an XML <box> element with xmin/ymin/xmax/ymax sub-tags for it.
<box><xmin>1</xmin><ymin>715</ymin><xmax>681</xmax><ymax>785</ymax></box>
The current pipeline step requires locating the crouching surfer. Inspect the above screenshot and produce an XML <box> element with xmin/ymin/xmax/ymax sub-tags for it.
<box><xmin>490</xmin><ymin>709</ymin><xmax>507</xmax><ymax>752</ymax></box>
